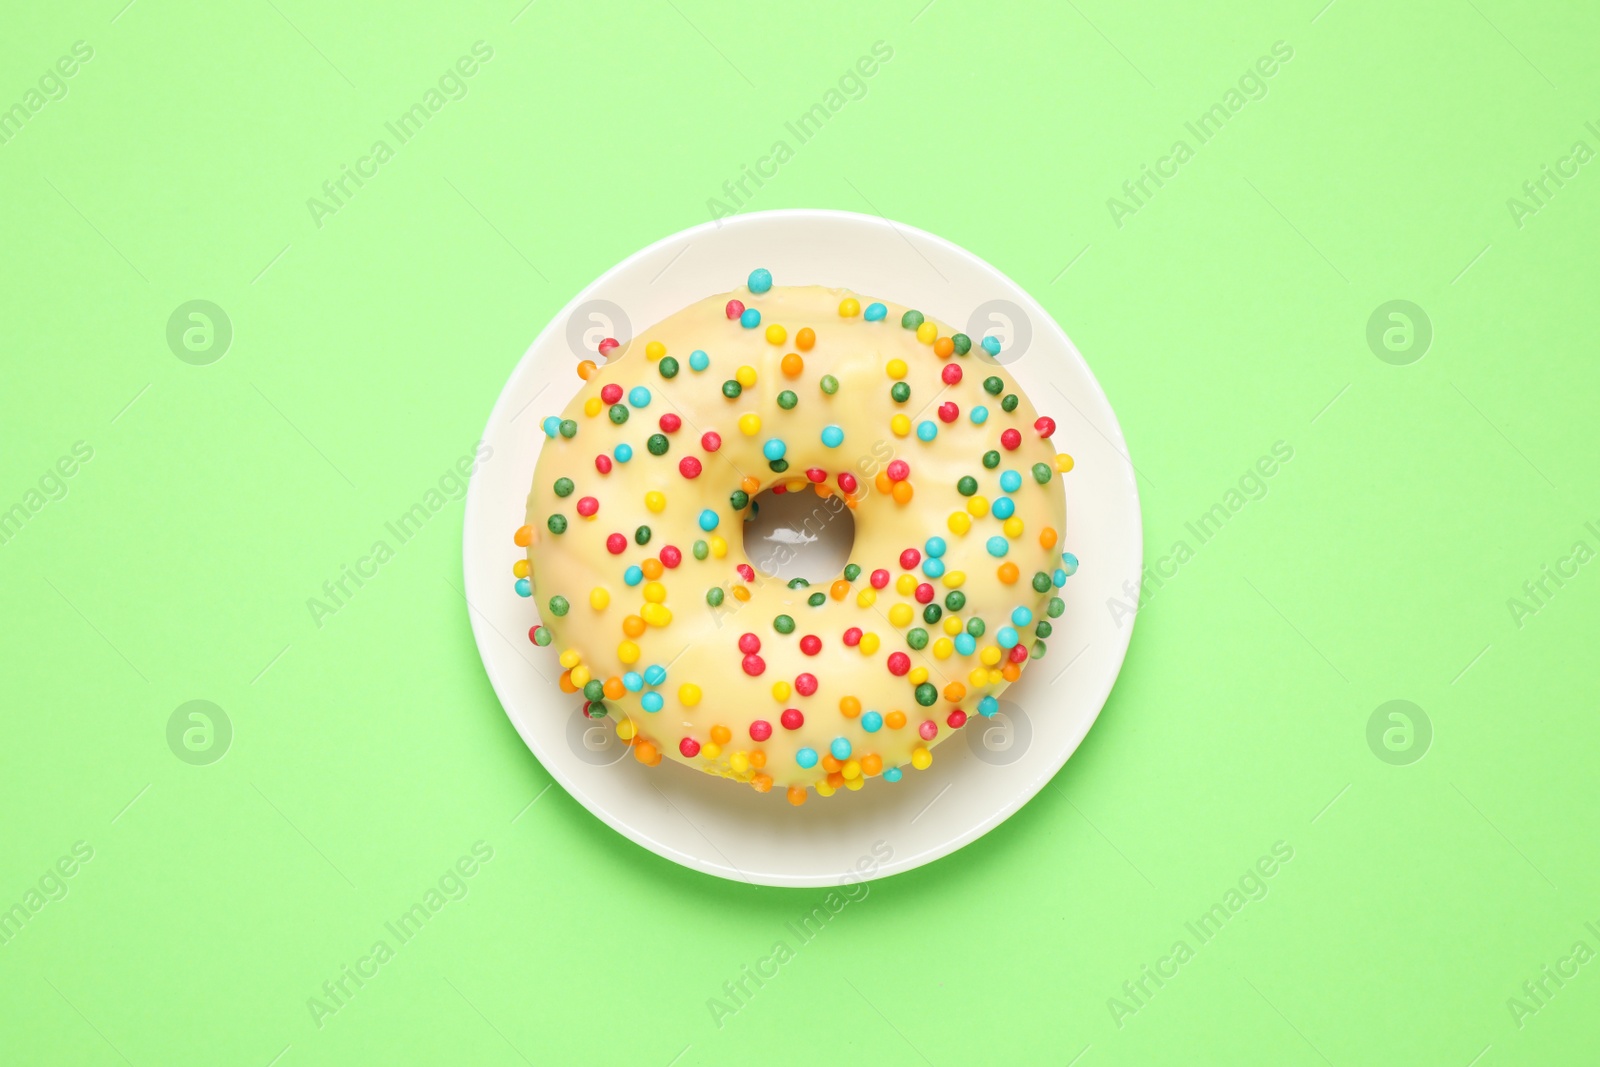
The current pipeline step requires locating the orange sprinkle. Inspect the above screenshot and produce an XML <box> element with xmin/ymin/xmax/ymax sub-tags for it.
<box><xmin>558</xmin><ymin>670</ymin><xmax>577</xmax><ymax>693</ymax></box>
<box><xmin>861</xmin><ymin>754</ymin><xmax>883</xmax><ymax>776</ymax></box>
<box><xmin>998</xmin><ymin>561</ymin><xmax>1020</xmax><ymax>584</ymax></box>
<box><xmin>844</xmin><ymin>495</ymin><xmax>860</xmax><ymax>510</ymax></box>
<box><xmin>634</xmin><ymin>741</ymin><xmax>660</xmax><ymax>765</ymax></box>
<box><xmin>711</xmin><ymin>724</ymin><xmax>731</xmax><ymax>744</ymax></box>
<box><xmin>943</xmin><ymin>682</ymin><xmax>966</xmax><ymax>702</ymax></box>
<box><xmin>1001</xmin><ymin>662</ymin><xmax>1022</xmax><ymax>682</ymax></box>
<box><xmin>513</xmin><ymin>525</ymin><xmax>533</xmax><ymax>547</ymax></box>
<box><xmin>822</xmin><ymin>755</ymin><xmax>843</xmax><ymax>773</ymax></box>
<box><xmin>795</xmin><ymin>327</ymin><xmax>815</xmax><ymax>351</ymax></box>
<box><xmin>826</xmin><ymin>771</ymin><xmax>845</xmax><ymax>788</ymax></box>
<box><xmin>732</xmin><ymin>585</ymin><xmax>751</xmax><ymax>601</ymax></box>
<box><xmin>623</xmin><ymin>615</ymin><xmax>646</xmax><ymax>638</ymax></box>
<box><xmin>787</xmin><ymin>785</ymin><xmax>807</xmax><ymax>805</ymax></box>
<box><xmin>740</xmin><ymin>475</ymin><xmax>760</xmax><ymax>494</ymax></box>
<box><xmin>603</xmin><ymin>677</ymin><xmax>625</xmax><ymax>699</ymax></box>
<box><xmin>840</xmin><ymin>695</ymin><xmax>862</xmax><ymax>718</ymax></box>
<box><xmin>749</xmin><ymin>750</ymin><xmax>767</xmax><ymax>769</ymax></box>
<box><xmin>885</xmin><ymin>710</ymin><xmax>906</xmax><ymax>729</ymax></box>
<box><xmin>641</xmin><ymin>558</ymin><xmax>664</xmax><ymax>579</ymax></box>
<box><xmin>751</xmin><ymin>773</ymin><xmax>773</xmax><ymax>793</ymax></box>
<box><xmin>577</xmin><ymin>359</ymin><xmax>597</xmax><ymax>380</ymax></box>
<box><xmin>781</xmin><ymin>352</ymin><xmax>804</xmax><ymax>377</ymax></box>
<box><xmin>891</xmin><ymin>481</ymin><xmax>914</xmax><ymax>505</ymax></box>
<box><xmin>829</xmin><ymin>579</ymin><xmax>851</xmax><ymax>600</ymax></box>
<box><xmin>874</xmin><ymin>471</ymin><xmax>893</xmax><ymax>494</ymax></box>
<box><xmin>933</xmin><ymin>336</ymin><xmax>954</xmax><ymax>358</ymax></box>
<box><xmin>1040</xmin><ymin>526</ymin><xmax>1058</xmax><ymax>549</ymax></box>
<box><xmin>814</xmin><ymin>482</ymin><xmax>834</xmax><ymax>498</ymax></box>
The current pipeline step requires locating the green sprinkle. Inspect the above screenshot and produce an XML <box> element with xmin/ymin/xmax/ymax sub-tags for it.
<box><xmin>982</xmin><ymin>450</ymin><xmax>1001</xmax><ymax>469</ymax></box>
<box><xmin>531</xmin><ymin>627</ymin><xmax>552</xmax><ymax>646</ymax></box>
<box><xmin>706</xmin><ymin>587</ymin><xmax>724</xmax><ymax>607</ymax></box>
<box><xmin>914</xmin><ymin>682</ymin><xmax>937</xmax><ymax>706</ymax></box>
<box><xmin>777</xmin><ymin>390</ymin><xmax>797</xmax><ymax>410</ymax></box>
<box><xmin>901</xmin><ymin>310</ymin><xmax>924</xmax><ymax>330</ymax></box>
<box><xmin>951</xmin><ymin>333</ymin><xmax>972</xmax><ymax>355</ymax></box>
<box><xmin>774</xmin><ymin>614</ymin><xmax>795</xmax><ymax>634</ymax></box>
<box><xmin>647</xmin><ymin>433</ymin><xmax>669</xmax><ymax>455</ymax></box>
<box><xmin>890</xmin><ymin>382</ymin><xmax>911</xmax><ymax>404</ymax></box>
<box><xmin>1034</xmin><ymin>620</ymin><xmax>1053</xmax><ymax>639</ymax></box>
<box><xmin>558</xmin><ymin>418</ymin><xmax>578</xmax><ymax>438</ymax></box>
<box><xmin>1047</xmin><ymin>596</ymin><xmax>1065</xmax><ymax>618</ymax></box>
<box><xmin>730</xmin><ymin>489</ymin><xmax>749</xmax><ymax>509</ymax></box>
<box><xmin>548</xmin><ymin>595</ymin><xmax>569</xmax><ymax>616</ymax></box>
<box><xmin>608</xmin><ymin>404</ymin><xmax>629</xmax><ymax>424</ymax></box>
<box><xmin>843</xmin><ymin>563</ymin><xmax>861</xmax><ymax>581</ymax></box>
<box><xmin>787</xmin><ymin>577</ymin><xmax>810</xmax><ymax>589</ymax></box>
<box><xmin>922</xmin><ymin>603</ymin><xmax>942</xmax><ymax>624</ymax></box>
<box><xmin>768</xmin><ymin>458</ymin><xmax>789</xmax><ymax>473</ymax></box>
<box><xmin>1001</xmin><ymin>393</ymin><xmax>1019</xmax><ymax>413</ymax></box>
<box><xmin>1032</xmin><ymin>463</ymin><xmax>1053</xmax><ymax>484</ymax></box>
<box><xmin>1031</xmin><ymin>640</ymin><xmax>1047</xmax><ymax>659</ymax></box>
<box><xmin>583</xmin><ymin>679</ymin><xmax>604</xmax><ymax>701</ymax></box>
<box><xmin>944</xmin><ymin>590</ymin><xmax>966</xmax><ymax>611</ymax></box>
<box><xmin>635</xmin><ymin>525</ymin><xmax>652</xmax><ymax>545</ymax></box>
<box><xmin>820</xmin><ymin>375</ymin><xmax>839</xmax><ymax>395</ymax></box>
<box><xmin>983</xmin><ymin>376</ymin><xmax>1004</xmax><ymax>396</ymax></box>
<box><xmin>722</xmin><ymin>380</ymin><xmax>742</xmax><ymax>399</ymax></box>
<box><xmin>553</xmin><ymin>477</ymin><xmax>574</xmax><ymax>497</ymax></box>
<box><xmin>1032</xmin><ymin>571</ymin><xmax>1052</xmax><ymax>593</ymax></box>
<box><xmin>906</xmin><ymin>628</ymin><xmax>929</xmax><ymax>650</ymax></box>
<box><xmin>808</xmin><ymin>591</ymin><xmax>826</xmax><ymax>607</ymax></box>
<box><xmin>585</xmin><ymin>700</ymin><xmax>607</xmax><ymax>718</ymax></box>
<box><xmin>659</xmin><ymin>356</ymin><xmax>679</xmax><ymax>378</ymax></box>
<box><xmin>957</xmin><ymin>475</ymin><xmax>978</xmax><ymax>496</ymax></box>
<box><xmin>547</xmin><ymin>514</ymin><xmax>568</xmax><ymax>534</ymax></box>
<box><xmin>966</xmin><ymin>617</ymin><xmax>986</xmax><ymax>637</ymax></box>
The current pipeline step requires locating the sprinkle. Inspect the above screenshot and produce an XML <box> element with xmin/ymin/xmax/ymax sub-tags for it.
<box><xmin>839</xmin><ymin>298</ymin><xmax>860</xmax><ymax>316</ymax></box>
<box><xmin>795</xmin><ymin>327</ymin><xmax>815</xmax><ymax>351</ymax></box>
<box><xmin>698</xmin><ymin>509</ymin><xmax>719</xmax><ymax>531</ymax></box>
<box><xmin>750</xmin><ymin>720</ymin><xmax>772</xmax><ymax>741</ymax></box>
<box><xmin>830</xmin><ymin>737</ymin><xmax>852</xmax><ymax>759</ymax></box>
<box><xmin>647</xmin><ymin>434</ymin><xmax>669</xmax><ymax>455</ymax></box>
<box><xmin>1056</xmin><ymin>453</ymin><xmax>1075</xmax><ymax>472</ymax></box>
<box><xmin>777</xmin><ymin>390</ymin><xmax>798</xmax><ymax>410</ymax></box>
<box><xmin>690</xmin><ymin>350</ymin><xmax>710</xmax><ymax>371</ymax></box>
<box><xmin>740</xmin><ymin>307</ymin><xmax>761</xmax><ymax>329</ymax></box>
<box><xmin>576</xmin><ymin>496</ymin><xmax>599</xmax><ymax>518</ymax></box>
<box><xmin>981</xmin><ymin>336</ymin><xmax>1001</xmax><ymax>356</ymax></box>
<box><xmin>1001</xmin><ymin>428</ymin><xmax>1022</xmax><ymax>451</ymax></box>
<box><xmin>726</xmin><ymin>300</ymin><xmax>744</xmax><ymax>319</ymax></box>
<box><xmin>738</xmin><ymin>413</ymin><xmax>762</xmax><ymax>436</ymax></box>
<box><xmin>795</xmin><ymin>672</ymin><xmax>818</xmax><ymax>695</ymax></box>
<box><xmin>679</xmin><ymin>736</ymin><xmax>700</xmax><ymax>757</ymax></box>
<box><xmin>886</xmin><ymin>359</ymin><xmax>908</xmax><ymax>379</ymax></box>
<box><xmin>514</xmin><ymin>578</ymin><xmax>531</xmax><ymax>597</ymax></box>
<box><xmin>800</xmin><ymin>635</ymin><xmax>821</xmax><ymax>655</ymax></box>
<box><xmin>890</xmin><ymin>414</ymin><xmax>911</xmax><ymax>436</ymax></box>
<box><xmin>659</xmin><ymin>356</ymin><xmax>679</xmax><ymax>378</ymax></box>
<box><xmin>916</xmin><ymin>321</ymin><xmax>938</xmax><ymax>344</ymax></box>
<box><xmin>781</xmin><ymin>353</ymin><xmax>804</xmax><ymax>377</ymax></box>
<box><xmin>938</xmin><ymin>402</ymin><xmax>959</xmax><ymax>423</ymax></box>
<box><xmin>645</xmin><ymin>341</ymin><xmax>666</xmax><ymax>361</ymax></box>
<box><xmin>542</xmin><ymin>416</ymin><xmax>560</xmax><ymax>438</ymax></box>
<box><xmin>762</xmin><ymin>439</ymin><xmax>787</xmax><ymax>461</ymax></box>
<box><xmin>1061</xmin><ymin>553</ymin><xmax>1079</xmax><ymax>575</ymax></box>
<box><xmin>916</xmin><ymin>421</ymin><xmax>937</xmax><ymax>441</ymax></box>
<box><xmin>547</xmin><ymin>514</ymin><xmax>568</xmax><ymax>534</ymax></box>
<box><xmin>890</xmin><ymin>382</ymin><xmax>911</xmax><ymax>404</ymax></box>
<box><xmin>992</xmin><ymin>497</ymin><xmax>1016</xmax><ymax>520</ymax></box>
<box><xmin>970</xmin><ymin>406</ymin><xmax>989</xmax><ymax>425</ymax></box>
<box><xmin>748</xmin><ymin>268</ymin><xmax>773</xmax><ymax>293</ymax></box>
<box><xmin>864</xmin><ymin>302</ymin><xmax>887</xmax><ymax>321</ymax></box>
<box><xmin>701</xmin><ymin>431</ymin><xmax>721</xmax><ymax>451</ymax></box>
<box><xmin>900</xmin><ymin>310</ymin><xmax>924</xmax><ymax>330</ymax></box>
<box><xmin>623</xmin><ymin>565</ymin><xmax>643</xmax><ymax>585</ymax></box>
<box><xmin>819</xmin><ymin>374</ymin><xmax>839</xmax><ymax>395</ymax></box>
<box><xmin>781</xmin><ymin>708</ymin><xmax>804</xmax><ymax>730</ymax></box>
<box><xmin>679</xmin><ymin>456</ymin><xmax>702</xmax><ymax>478</ymax></box>
<box><xmin>796</xmin><ymin>747</ymin><xmax>818</xmax><ymax>768</ymax></box>
<box><xmin>884</xmin><ymin>766</ymin><xmax>903</xmax><ymax>782</ymax></box>
<box><xmin>765</xmin><ymin>324</ymin><xmax>786</xmax><ymax>345</ymax></box>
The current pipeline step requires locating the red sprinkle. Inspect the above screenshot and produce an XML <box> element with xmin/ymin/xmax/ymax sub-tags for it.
<box><xmin>869</xmin><ymin>569</ymin><xmax>890</xmax><ymax>589</ymax></box>
<box><xmin>606</xmin><ymin>533</ymin><xmax>626</xmax><ymax>554</ymax></box>
<box><xmin>736</xmin><ymin>564</ymin><xmax>755</xmax><ymax>582</ymax></box>
<box><xmin>528</xmin><ymin>625</ymin><xmax>542</xmax><ymax>644</ymax></box>
<box><xmin>772</xmin><ymin>484</ymin><xmax>786</xmax><ymax>495</ymax></box>
<box><xmin>914</xmin><ymin>583</ymin><xmax>935</xmax><ymax>603</ymax></box>
<box><xmin>1001</xmin><ymin>428</ymin><xmax>1023</xmax><ymax>451</ymax></box>
<box><xmin>679</xmin><ymin>737</ymin><xmax>701</xmax><ymax>757</ymax></box>
<box><xmin>780</xmin><ymin>708</ymin><xmax>804</xmax><ymax>730</ymax></box>
<box><xmin>749</xmin><ymin>720</ymin><xmax>773</xmax><ymax>741</ymax></box>
<box><xmin>601</xmin><ymin>383</ymin><xmax>623</xmax><ymax>404</ymax></box>
<box><xmin>946</xmin><ymin>709</ymin><xmax>968</xmax><ymax>729</ymax></box>
<box><xmin>919</xmin><ymin>719</ymin><xmax>938</xmax><ymax>740</ymax></box>
<box><xmin>679</xmin><ymin>456</ymin><xmax>702</xmax><ymax>479</ymax></box>
<box><xmin>595</xmin><ymin>454</ymin><xmax>613</xmax><ymax>474</ymax></box>
<box><xmin>597</xmin><ymin>338</ymin><xmax>619</xmax><ymax>356</ymax></box>
<box><xmin>659</xmin><ymin>545</ymin><xmax>682</xmax><ymax>568</ymax></box>
<box><xmin>886</xmin><ymin>460</ymin><xmax>910</xmax><ymax>482</ymax></box>
<box><xmin>742</xmin><ymin>654</ymin><xmax>765</xmax><ymax>676</ymax></box>
<box><xmin>1009</xmin><ymin>643</ymin><xmax>1029</xmax><ymax>663</ymax></box>
<box><xmin>738</xmin><ymin>632</ymin><xmax>761</xmax><ymax>654</ymax></box>
<box><xmin>576</xmin><ymin>496</ymin><xmax>598</xmax><ymax>517</ymax></box>
<box><xmin>941</xmin><ymin>364</ymin><xmax>962</xmax><ymax>385</ymax></box>
<box><xmin>805</xmin><ymin>467</ymin><xmax>826</xmax><ymax>483</ymax></box>
<box><xmin>938</xmin><ymin>402</ymin><xmax>959</xmax><ymax>423</ymax></box>
<box><xmin>838</xmin><ymin>472</ymin><xmax>858</xmax><ymax>494</ymax></box>
<box><xmin>899</xmin><ymin>549</ymin><xmax>921</xmax><ymax>570</ymax></box>
<box><xmin>702</xmin><ymin>431</ymin><xmax>722</xmax><ymax>452</ymax></box>
<box><xmin>1035</xmin><ymin>416</ymin><xmax>1056</xmax><ymax>438</ymax></box>
<box><xmin>725</xmin><ymin>300</ymin><xmax>744</xmax><ymax>319</ymax></box>
<box><xmin>886</xmin><ymin>652</ymin><xmax>911</xmax><ymax>676</ymax></box>
<box><xmin>842</xmin><ymin>627</ymin><xmax>862</xmax><ymax>647</ymax></box>
<box><xmin>800</xmin><ymin>635</ymin><xmax>822</xmax><ymax>656</ymax></box>
<box><xmin>659</xmin><ymin>413</ymin><xmax>682</xmax><ymax>433</ymax></box>
<box><xmin>795</xmin><ymin>673</ymin><xmax>818</xmax><ymax>696</ymax></box>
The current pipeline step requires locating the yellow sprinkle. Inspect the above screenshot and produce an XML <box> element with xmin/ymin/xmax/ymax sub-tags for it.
<box><xmin>512</xmin><ymin>559</ymin><xmax>530</xmax><ymax>579</ymax></box>
<box><xmin>839</xmin><ymin>298</ymin><xmax>860</xmax><ymax>317</ymax></box>
<box><xmin>645</xmin><ymin>491</ymin><xmax>666</xmax><ymax>513</ymax></box>
<box><xmin>908</xmin><ymin>667</ymin><xmax>929</xmax><ymax>686</ymax></box>
<box><xmin>785</xmin><ymin>478</ymin><xmax>806</xmax><ymax>493</ymax></box>
<box><xmin>932</xmin><ymin>637</ymin><xmax>954</xmax><ymax>659</ymax></box>
<box><xmin>888</xmin><ymin>604</ymin><xmax>914</xmax><ymax>627</ymax></box>
<box><xmin>615</xmin><ymin>718</ymin><xmax>636</xmax><ymax>740</ymax></box>
<box><xmin>943</xmin><ymin>570</ymin><xmax>966</xmax><ymax>588</ymax></box>
<box><xmin>730</xmin><ymin>751</ymin><xmax>751</xmax><ymax>774</ymax></box>
<box><xmin>583</xmin><ymin>396</ymin><xmax>603</xmax><ymax>417</ymax></box>
<box><xmin>569</xmin><ymin>665</ymin><xmax>590</xmax><ymax>687</ymax></box>
<box><xmin>947</xmin><ymin>512</ymin><xmax>971</xmax><ymax>535</ymax></box>
<box><xmin>559</xmin><ymin>650</ymin><xmax>581</xmax><ymax>669</ymax></box>
<box><xmin>980</xmin><ymin>645</ymin><xmax>1003</xmax><ymax>666</ymax></box>
<box><xmin>701</xmin><ymin>742</ymin><xmax>721</xmax><ymax>760</ymax></box>
<box><xmin>967</xmin><ymin>495</ymin><xmax>990</xmax><ymax>517</ymax></box>
<box><xmin>589</xmin><ymin>587</ymin><xmax>610</xmax><ymax>610</ymax></box>
<box><xmin>771</xmin><ymin>681</ymin><xmax>792</xmax><ymax>701</ymax></box>
<box><xmin>738</xmin><ymin>413</ymin><xmax>762</xmax><ymax>436</ymax></box>
<box><xmin>710</xmin><ymin>536</ymin><xmax>728</xmax><ymax>558</ymax></box>
<box><xmin>886</xmin><ymin>359</ymin><xmax>908</xmax><ymax>380</ymax></box>
<box><xmin>645</xmin><ymin>341</ymin><xmax>666</xmax><ymax>361</ymax></box>
<box><xmin>915</xmin><ymin>321</ymin><xmax>937</xmax><ymax>344</ymax></box>
<box><xmin>844</xmin><ymin>775</ymin><xmax>864</xmax><ymax>790</ymax></box>
<box><xmin>942</xmin><ymin>616</ymin><xmax>963</xmax><ymax>636</ymax></box>
<box><xmin>890</xmin><ymin>414</ymin><xmax>911</xmax><ymax>437</ymax></box>
<box><xmin>987</xmin><ymin>669</ymin><xmax>1003</xmax><ymax>685</ymax></box>
<box><xmin>736</xmin><ymin>365</ymin><xmax>758</xmax><ymax>387</ymax></box>
<box><xmin>1002</xmin><ymin>516</ymin><xmax>1024</xmax><ymax>538</ymax></box>
<box><xmin>841</xmin><ymin>759</ymin><xmax>862</xmax><ymax>780</ymax></box>
<box><xmin>894</xmin><ymin>574</ymin><xmax>917</xmax><ymax>596</ymax></box>
<box><xmin>1056</xmin><ymin>452</ymin><xmax>1075</xmax><ymax>473</ymax></box>
<box><xmin>618</xmin><ymin>640</ymin><xmax>640</xmax><ymax>663</ymax></box>
<box><xmin>641</xmin><ymin>603</ymin><xmax>672</xmax><ymax>627</ymax></box>
<box><xmin>817</xmin><ymin>779</ymin><xmax>837</xmax><ymax>796</ymax></box>
<box><xmin>911</xmin><ymin>746</ymin><xmax>932</xmax><ymax>770</ymax></box>
<box><xmin>765</xmin><ymin>324</ymin><xmax>786</xmax><ymax>345</ymax></box>
<box><xmin>643</xmin><ymin>581</ymin><xmax>667</xmax><ymax>604</ymax></box>
<box><xmin>968</xmin><ymin>667</ymin><xmax>988</xmax><ymax>686</ymax></box>
<box><xmin>856</xmin><ymin>588</ymin><xmax>877</xmax><ymax>608</ymax></box>
<box><xmin>859</xmin><ymin>632</ymin><xmax>880</xmax><ymax>655</ymax></box>
<box><xmin>679</xmin><ymin>683</ymin><xmax>702</xmax><ymax>706</ymax></box>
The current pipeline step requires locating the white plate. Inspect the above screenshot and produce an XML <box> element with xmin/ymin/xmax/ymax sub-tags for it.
<box><xmin>463</xmin><ymin>209</ymin><xmax>1142</xmax><ymax>887</ymax></box>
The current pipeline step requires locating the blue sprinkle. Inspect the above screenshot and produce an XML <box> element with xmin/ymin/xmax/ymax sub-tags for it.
<box><xmin>821</xmin><ymin>425</ymin><xmax>844</xmax><ymax>448</ymax></box>
<box><xmin>864</xmin><ymin>302</ymin><xmax>887</xmax><ymax>322</ymax></box>
<box><xmin>622</xmin><ymin>672</ymin><xmax>643</xmax><ymax>692</ymax></box>
<box><xmin>624</xmin><ymin>565</ymin><xmax>644</xmax><ymax>586</ymax></box>
<box><xmin>861</xmin><ymin>711</ymin><xmax>883</xmax><ymax>733</ymax></box>
<box><xmin>916</xmin><ymin>421</ymin><xmax>938</xmax><ymax>442</ymax></box>
<box><xmin>514</xmin><ymin>578</ymin><xmax>531</xmax><ymax>597</ymax></box>
<box><xmin>998</xmin><ymin>627</ymin><xmax>1019</xmax><ymax>648</ymax></box>
<box><xmin>614</xmin><ymin>443</ymin><xmax>633</xmax><ymax>463</ymax></box>
<box><xmin>644</xmin><ymin>664</ymin><xmax>667</xmax><ymax>686</ymax></box>
<box><xmin>740</xmin><ymin>307</ymin><xmax>761</xmax><ymax>329</ymax></box>
<box><xmin>1061</xmin><ymin>552</ymin><xmax>1079</xmax><ymax>575</ymax></box>
<box><xmin>628</xmin><ymin>386</ymin><xmax>651</xmax><ymax>408</ymax></box>
<box><xmin>992</xmin><ymin>497</ymin><xmax>1016</xmax><ymax>520</ymax></box>
<box><xmin>922</xmin><ymin>558</ymin><xmax>946</xmax><ymax>579</ymax></box>
<box><xmin>542</xmin><ymin>416</ymin><xmax>561</xmax><ymax>438</ymax></box>
<box><xmin>978</xmin><ymin>695</ymin><xmax>999</xmax><ymax>717</ymax></box>
<box><xmin>641</xmin><ymin>692</ymin><xmax>663</xmax><ymax>712</ymax></box>
<box><xmin>748</xmin><ymin>268</ymin><xmax>773</xmax><ymax>294</ymax></box>
<box><xmin>796</xmin><ymin>747</ymin><xmax>818</xmax><ymax>769</ymax></box>
<box><xmin>698</xmin><ymin>509</ymin><xmax>719</xmax><ymax>531</ymax></box>
<box><xmin>762</xmin><ymin>439</ymin><xmax>786</xmax><ymax>461</ymax></box>
<box><xmin>689</xmin><ymin>349</ymin><xmax>710</xmax><ymax>372</ymax></box>
<box><xmin>981</xmin><ymin>336</ymin><xmax>1002</xmax><ymax>356</ymax></box>
<box><xmin>970</xmin><ymin>406</ymin><xmax>989</xmax><ymax>425</ymax></box>
<box><xmin>986</xmin><ymin>536</ymin><xmax>1009</xmax><ymax>557</ymax></box>
<box><xmin>999</xmin><ymin>470</ymin><xmax>1022</xmax><ymax>493</ymax></box>
<box><xmin>924</xmin><ymin>537</ymin><xmax>946</xmax><ymax>558</ymax></box>
<box><xmin>830</xmin><ymin>737</ymin><xmax>852</xmax><ymax>760</ymax></box>
<box><xmin>1053</xmin><ymin>569</ymin><xmax>1067</xmax><ymax>587</ymax></box>
<box><xmin>1011</xmin><ymin>606</ymin><xmax>1033</xmax><ymax>626</ymax></box>
<box><xmin>883</xmin><ymin>766</ymin><xmax>903</xmax><ymax>783</ymax></box>
<box><xmin>955</xmin><ymin>633</ymin><xmax>977</xmax><ymax>656</ymax></box>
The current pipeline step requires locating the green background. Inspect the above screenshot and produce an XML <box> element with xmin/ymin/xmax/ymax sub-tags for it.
<box><xmin>3</xmin><ymin>0</ymin><xmax>1596</xmax><ymax>1062</ymax></box>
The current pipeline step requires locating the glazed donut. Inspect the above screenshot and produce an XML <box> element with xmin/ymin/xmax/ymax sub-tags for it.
<box><xmin>516</xmin><ymin>272</ymin><xmax>1074</xmax><ymax>804</ymax></box>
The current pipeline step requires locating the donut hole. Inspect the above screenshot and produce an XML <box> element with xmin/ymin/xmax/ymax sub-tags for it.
<box><xmin>742</xmin><ymin>483</ymin><xmax>855</xmax><ymax>584</ymax></box>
